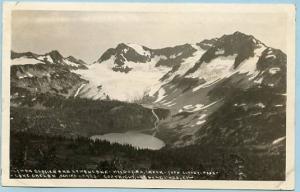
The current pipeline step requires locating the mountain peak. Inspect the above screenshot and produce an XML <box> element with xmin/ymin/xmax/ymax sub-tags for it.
<box><xmin>225</xmin><ymin>31</ymin><xmax>264</xmax><ymax>46</ymax></box>
<box><xmin>116</xmin><ymin>43</ymin><xmax>128</xmax><ymax>49</ymax></box>
<box><xmin>222</xmin><ymin>31</ymin><xmax>251</xmax><ymax>40</ymax></box>
<box><xmin>185</xmin><ymin>32</ymin><xmax>268</xmax><ymax>76</ymax></box>
<box><xmin>11</xmin><ymin>51</ymin><xmax>38</xmax><ymax>59</ymax></box>
<box><xmin>48</xmin><ymin>50</ymin><xmax>64</xmax><ymax>58</ymax></box>
<box><xmin>233</xmin><ymin>31</ymin><xmax>246</xmax><ymax>36</ymax></box>
<box><xmin>117</xmin><ymin>43</ymin><xmax>150</xmax><ymax>53</ymax></box>
<box><xmin>47</xmin><ymin>50</ymin><xmax>64</xmax><ymax>64</ymax></box>
<box><xmin>96</xmin><ymin>42</ymin><xmax>152</xmax><ymax>65</ymax></box>
<box><xmin>49</xmin><ymin>50</ymin><xmax>60</xmax><ymax>54</ymax></box>
<box><xmin>49</xmin><ymin>50</ymin><xmax>63</xmax><ymax>56</ymax></box>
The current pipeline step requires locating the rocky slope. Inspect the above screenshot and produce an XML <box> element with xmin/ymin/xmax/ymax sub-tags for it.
<box><xmin>10</xmin><ymin>50</ymin><xmax>88</xmax><ymax>104</ymax></box>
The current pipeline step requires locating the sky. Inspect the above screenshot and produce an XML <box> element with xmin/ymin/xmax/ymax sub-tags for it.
<box><xmin>12</xmin><ymin>10</ymin><xmax>288</xmax><ymax>63</ymax></box>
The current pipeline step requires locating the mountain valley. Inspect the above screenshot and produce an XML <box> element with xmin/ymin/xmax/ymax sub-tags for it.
<box><xmin>9</xmin><ymin>31</ymin><xmax>286</xmax><ymax>180</ymax></box>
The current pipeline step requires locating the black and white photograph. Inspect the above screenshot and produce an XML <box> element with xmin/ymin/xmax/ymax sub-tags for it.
<box><xmin>1</xmin><ymin>2</ymin><xmax>295</xmax><ymax>189</ymax></box>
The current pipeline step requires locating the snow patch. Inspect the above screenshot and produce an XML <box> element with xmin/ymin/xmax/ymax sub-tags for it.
<box><xmin>64</xmin><ymin>59</ymin><xmax>80</xmax><ymax>67</ymax></box>
<box><xmin>250</xmin><ymin>112</ymin><xmax>262</xmax><ymax>116</ymax></box>
<box><xmin>196</xmin><ymin>120</ymin><xmax>206</xmax><ymax>125</ymax></box>
<box><xmin>198</xmin><ymin>114</ymin><xmax>207</xmax><ymax>119</ymax></box>
<box><xmin>45</xmin><ymin>55</ymin><xmax>54</xmax><ymax>63</ymax></box>
<box><xmin>74</xmin><ymin>84</ymin><xmax>86</xmax><ymax>97</ymax></box>
<box><xmin>183</xmin><ymin>105</ymin><xmax>193</xmax><ymax>110</ymax></box>
<box><xmin>178</xmin><ymin>101</ymin><xmax>220</xmax><ymax>113</ymax></box>
<box><xmin>193</xmin><ymin>78</ymin><xmax>222</xmax><ymax>92</ymax></box>
<box><xmin>188</xmin><ymin>55</ymin><xmax>237</xmax><ymax>80</ymax></box>
<box><xmin>268</xmin><ymin>83</ymin><xmax>275</xmax><ymax>87</ymax></box>
<box><xmin>26</xmin><ymin>72</ymin><xmax>33</xmax><ymax>77</ymax></box>
<box><xmin>254</xmin><ymin>77</ymin><xmax>263</xmax><ymax>84</ymax></box>
<box><xmin>256</xmin><ymin>102</ymin><xmax>265</xmax><ymax>108</ymax></box>
<box><xmin>267</xmin><ymin>49</ymin><xmax>273</xmax><ymax>54</ymax></box>
<box><xmin>162</xmin><ymin>99</ymin><xmax>177</xmax><ymax>107</ymax></box>
<box><xmin>126</xmin><ymin>43</ymin><xmax>151</xmax><ymax>57</ymax></box>
<box><xmin>248</xmin><ymin>71</ymin><xmax>260</xmax><ymax>80</ymax></box>
<box><xmin>215</xmin><ymin>49</ymin><xmax>225</xmax><ymax>55</ymax></box>
<box><xmin>191</xmin><ymin>44</ymin><xmax>200</xmax><ymax>50</ymax></box>
<box><xmin>265</xmin><ymin>55</ymin><xmax>276</xmax><ymax>59</ymax></box>
<box><xmin>272</xmin><ymin>136</ymin><xmax>285</xmax><ymax>145</ymax></box>
<box><xmin>166</xmin><ymin>103</ymin><xmax>176</xmax><ymax>107</ymax></box>
<box><xmin>170</xmin><ymin>54</ymin><xmax>177</xmax><ymax>59</ymax></box>
<box><xmin>234</xmin><ymin>103</ymin><xmax>246</xmax><ymax>107</ymax></box>
<box><xmin>164</xmin><ymin>48</ymin><xmax>206</xmax><ymax>82</ymax></box>
<box><xmin>155</xmin><ymin>88</ymin><xmax>166</xmax><ymax>103</ymax></box>
<box><xmin>123</xmin><ymin>48</ymin><xmax>129</xmax><ymax>54</ymax></box>
<box><xmin>190</xmin><ymin>102</ymin><xmax>218</xmax><ymax>112</ymax></box>
<box><xmin>237</xmin><ymin>46</ymin><xmax>266</xmax><ymax>75</ymax></box>
<box><xmin>18</xmin><ymin>72</ymin><xmax>34</xmax><ymax>79</ymax></box>
<box><xmin>12</xmin><ymin>57</ymin><xmax>41</xmax><ymax>65</ymax></box>
<box><xmin>269</xmin><ymin>67</ymin><xmax>281</xmax><ymax>75</ymax></box>
<box><xmin>189</xmin><ymin>55</ymin><xmax>237</xmax><ymax>91</ymax></box>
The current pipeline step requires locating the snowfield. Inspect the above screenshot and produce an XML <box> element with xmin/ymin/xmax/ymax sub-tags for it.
<box><xmin>12</xmin><ymin>57</ymin><xmax>42</xmax><ymax>65</ymax></box>
<box><xmin>164</xmin><ymin>45</ymin><xmax>205</xmax><ymax>82</ymax></box>
<box><xmin>75</xmin><ymin>56</ymin><xmax>170</xmax><ymax>101</ymax></box>
<box><xmin>237</xmin><ymin>46</ymin><xmax>266</xmax><ymax>75</ymax></box>
<box><xmin>189</xmin><ymin>55</ymin><xmax>237</xmax><ymax>92</ymax></box>
<box><xmin>126</xmin><ymin>43</ymin><xmax>151</xmax><ymax>57</ymax></box>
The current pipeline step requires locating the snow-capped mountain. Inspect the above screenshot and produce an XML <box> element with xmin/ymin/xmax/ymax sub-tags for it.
<box><xmin>153</xmin><ymin>32</ymin><xmax>285</xmax><ymax>111</ymax></box>
<box><xmin>71</xmin><ymin>31</ymin><xmax>286</xmax><ymax>147</ymax></box>
<box><xmin>9</xmin><ymin>31</ymin><xmax>287</xmax><ymax>181</ymax></box>
<box><xmin>10</xmin><ymin>31</ymin><xmax>287</xmax><ymax>149</ymax></box>
<box><xmin>149</xmin><ymin>32</ymin><xmax>286</xmax><ymax>147</ymax></box>
<box><xmin>11</xmin><ymin>50</ymin><xmax>87</xmax><ymax>69</ymax></box>
<box><xmin>74</xmin><ymin>42</ymin><xmax>202</xmax><ymax>100</ymax></box>
<box><xmin>10</xmin><ymin>50</ymin><xmax>88</xmax><ymax>99</ymax></box>
<box><xmin>96</xmin><ymin>43</ymin><xmax>198</xmax><ymax>72</ymax></box>
<box><xmin>74</xmin><ymin>32</ymin><xmax>284</xmax><ymax>102</ymax></box>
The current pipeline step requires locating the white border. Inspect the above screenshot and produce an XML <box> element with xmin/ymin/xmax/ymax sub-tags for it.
<box><xmin>1</xmin><ymin>2</ymin><xmax>295</xmax><ymax>189</ymax></box>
